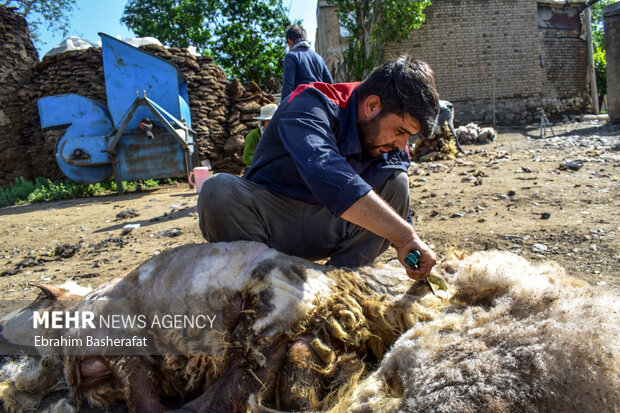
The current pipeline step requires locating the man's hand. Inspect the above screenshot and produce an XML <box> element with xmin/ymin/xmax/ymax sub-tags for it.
<box><xmin>394</xmin><ymin>237</ymin><xmax>437</xmax><ymax>280</ymax></box>
<box><xmin>340</xmin><ymin>190</ymin><xmax>438</xmax><ymax>279</ymax></box>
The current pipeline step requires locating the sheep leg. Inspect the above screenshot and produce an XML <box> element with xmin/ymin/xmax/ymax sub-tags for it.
<box><xmin>106</xmin><ymin>355</ymin><xmax>166</xmax><ymax>413</ymax></box>
<box><xmin>180</xmin><ymin>338</ymin><xmax>288</xmax><ymax>413</ymax></box>
<box><xmin>277</xmin><ymin>334</ymin><xmax>324</xmax><ymax>410</ymax></box>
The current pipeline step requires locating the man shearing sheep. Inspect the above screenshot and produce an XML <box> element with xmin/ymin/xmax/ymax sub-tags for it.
<box><xmin>198</xmin><ymin>55</ymin><xmax>440</xmax><ymax>280</ymax></box>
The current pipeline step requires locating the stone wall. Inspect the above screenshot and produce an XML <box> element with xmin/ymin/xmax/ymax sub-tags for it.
<box><xmin>605</xmin><ymin>3</ymin><xmax>620</xmax><ymax>123</ymax></box>
<box><xmin>0</xmin><ymin>6</ymin><xmax>273</xmax><ymax>184</ymax></box>
<box><xmin>0</xmin><ymin>7</ymin><xmax>38</xmax><ymax>185</ymax></box>
<box><xmin>316</xmin><ymin>0</ymin><xmax>591</xmax><ymax>125</ymax></box>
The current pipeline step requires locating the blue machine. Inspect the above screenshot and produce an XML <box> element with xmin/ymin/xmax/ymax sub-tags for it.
<box><xmin>38</xmin><ymin>33</ymin><xmax>196</xmax><ymax>192</ymax></box>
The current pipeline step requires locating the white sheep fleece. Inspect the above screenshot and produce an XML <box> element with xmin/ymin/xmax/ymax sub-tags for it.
<box><xmin>338</xmin><ymin>250</ymin><xmax>620</xmax><ymax>413</ymax></box>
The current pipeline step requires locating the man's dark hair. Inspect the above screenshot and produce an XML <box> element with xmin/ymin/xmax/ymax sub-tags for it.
<box><xmin>286</xmin><ymin>25</ymin><xmax>306</xmax><ymax>43</ymax></box>
<box><xmin>356</xmin><ymin>55</ymin><xmax>440</xmax><ymax>138</ymax></box>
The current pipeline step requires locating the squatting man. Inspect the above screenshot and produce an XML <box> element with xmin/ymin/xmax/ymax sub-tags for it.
<box><xmin>198</xmin><ymin>55</ymin><xmax>440</xmax><ymax>279</ymax></box>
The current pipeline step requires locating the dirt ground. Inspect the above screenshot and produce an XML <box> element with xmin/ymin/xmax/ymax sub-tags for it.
<box><xmin>1</xmin><ymin>119</ymin><xmax>619</xmax><ymax>303</ymax></box>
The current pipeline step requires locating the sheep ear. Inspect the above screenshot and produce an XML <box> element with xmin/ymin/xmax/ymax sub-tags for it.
<box><xmin>29</xmin><ymin>282</ymin><xmax>67</xmax><ymax>300</ymax></box>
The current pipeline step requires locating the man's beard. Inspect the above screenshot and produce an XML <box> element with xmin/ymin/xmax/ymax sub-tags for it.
<box><xmin>358</xmin><ymin>112</ymin><xmax>387</xmax><ymax>158</ymax></box>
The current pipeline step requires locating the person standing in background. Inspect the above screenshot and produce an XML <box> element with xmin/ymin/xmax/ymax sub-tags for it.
<box><xmin>243</xmin><ymin>103</ymin><xmax>277</xmax><ymax>166</ymax></box>
<box><xmin>281</xmin><ymin>25</ymin><xmax>333</xmax><ymax>100</ymax></box>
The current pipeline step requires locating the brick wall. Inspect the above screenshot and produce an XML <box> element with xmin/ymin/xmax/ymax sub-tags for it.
<box><xmin>605</xmin><ymin>3</ymin><xmax>620</xmax><ymax>123</ymax></box>
<box><xmin>385</xmin><ymin>0</ymin><xmax>545</xmax><ymax>125</ymax></box>
<box><xmin>317</xmin><ymin>0</ymin><xmax>590</xmax><ymax>125</ymax></box>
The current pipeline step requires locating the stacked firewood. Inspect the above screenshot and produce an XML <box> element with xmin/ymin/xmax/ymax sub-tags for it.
<box><xmin>134</xmin><ymin>45</ymin><xmax>276</xmax><ymax>174</ymax></box>
<box><xmin>223</xmin><ymin>79</ymin><xmax>275</xmax><ymax>173</ymax></box>
<box><xmin>0</xmin><ymin>5</ymin><xmax>274</xmax><ymax>184</ymax></box>
<box><xmin>0</xmin><ymin>6</ymin><xmax>39</xmax><ymax>186</ymax></box>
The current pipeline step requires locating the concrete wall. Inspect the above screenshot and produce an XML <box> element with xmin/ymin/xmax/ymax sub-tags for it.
<box><xmin>605</xmin><ymin>3</ymin><xmax>620</xmax><ymax>123</ymax></box>
<box><xmin>315</xmin><ymin>0</ymin><xmax>348</xmax><ymax>82</ymax></box>
<box><xmin>316</xmin><ymin>0</ymin><xmax>591</xmax><ymax>125</ymax></box>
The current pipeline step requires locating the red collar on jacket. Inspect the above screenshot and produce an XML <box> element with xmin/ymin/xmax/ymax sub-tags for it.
<box><xmin>288</xmin><ymin>82</ymin><xmax>361</xmax><ymax>108</ymax></box>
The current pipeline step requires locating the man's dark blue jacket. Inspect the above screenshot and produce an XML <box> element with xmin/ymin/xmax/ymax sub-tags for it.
<box><xmin>244</xmin><ymin>83</ymin><xmax>411</xmax><ymax>217</ymax></box>
<box><xmin>281</xmin><ymin>42</ymin><xmax>333</xmax><ymax>99</ymax></box>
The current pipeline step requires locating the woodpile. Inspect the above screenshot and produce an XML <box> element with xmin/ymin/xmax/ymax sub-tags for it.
<box><xmin>141</xmin><ymin>45</ymin><xmax>274</xmax><ymax>174</ymax></box>
<box><xmin>224</xmin><ymin>79</ymin><xmax>275</xmax><ymax>172</ymax></box>
<box><xmin>0</xmin><ymin>5</ymin><xmax>274</xmax><ymax>184</ymax></box>
<box><xmin>0</xmin><ymin>6</ymin><xmax>39</xmax><ymax>186</ymax></box>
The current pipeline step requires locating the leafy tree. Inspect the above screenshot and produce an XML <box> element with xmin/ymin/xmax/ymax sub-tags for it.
<box><xmin>121</xmin><ymin>0</ymin><xmax>291</xmax><ymax>92</ymax></box>
<box><xmin>211</xmin><ymin>1</ymin><xmax>292</xmax><ymax>92</ymax></box>
<box><xmin>593</xmin><ymin>45</ymin><xmax>606</xmax><ymax>100</ymax></box>
<box><xmin>121</xmin><ymin>0</ymin><xmax>218</xmax><ymax>53</ymax></box>
<box><xmin>327</xmin><ymin>0</ymin><xmax>431</xmax><ymax>80</ymax></box>
<box><xmin>2</xmin><ymin>0</ymin><xmax>77</xmax><ymax>44</ymax></box>
<box><xmin>590</xmin><ymin>0</ymin><xmax>618</xmax><ymax>104</ymax></box>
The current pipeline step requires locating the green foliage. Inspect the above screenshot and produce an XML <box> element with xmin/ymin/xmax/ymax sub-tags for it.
<box><xmin>121</xmin><ymin>0</ymin><xmax>291</xmax><ymax>92</ymax></box>
<box><xmin>121</xmin><ymin>0</ymin><xmax>218</xmax><ymax>53</ymax></box>
<box><xmin>0</xmin><ymin>177</ymin><xmax>37</xmax><ymax>206</ymax></box>
<box><xmin>590</xmin><ymin>0</ymin><xmax>618</xmax><ymax>102</ymax></box>
<box><xmin>211</xmin><ymin>0</ymin><xmax>291</xmax><ymax>92</ymax></box>
<box><xmin>0</xmin><ymin>177</ymin><xmax>171</xmax><ymax>207</ymax></box>
<box><xmin>591</xmin><ymin>0</ymin><xmax>617</xmax><ymax>50</ymax></box>
<box><xmin>141</xmin><ymin>179</ymin><xmax>160</xmax><ymax>188</ymax></box>
<box><xmin>2</xmin><ymin>0</ymin><xmax>77</xmax><ymax>44</ymax></box>
<box><xmin>160</xmin><ymin>177</ymin><xmax>180</xmax><ymax>185</ymax></box>
<box><xmin>329</xmin><ymin>0</ymin><xmax>431</xmax><ymax>80</ymax></box>
<box><xmin>0</xmin><ymin>177</ymin><xmax>100</xmax><ymax>207</ymax></box>
<box><xmin>594</xmin><ymin>45</ymin><xmax>606</xmax><ymax>98</ymax></box>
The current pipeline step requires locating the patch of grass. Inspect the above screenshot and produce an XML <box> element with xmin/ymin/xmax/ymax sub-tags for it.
<box><xmin>160</xmin><ymin>177</ymin><xmax>181</xmax><ymax>185</ymax></box>
<box><xmin>0</xmin><ymin>177</ymin><xmax>180</xmax><ymax>207</ymax></box>
<box><xmin>141</xmin><ymin>179</ymin><xmax>160</xmax><ymax>188</ymax></box>
<box><xmin>0</xmin><ymin>177</ymin><xmax>105</xmax><ymax>207</ymax></box>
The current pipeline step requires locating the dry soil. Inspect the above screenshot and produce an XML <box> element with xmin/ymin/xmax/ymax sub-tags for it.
<box><xmin>1</xmin><ymin>120</ymin><xmax>619</xmax><ymax>302</ymax></box>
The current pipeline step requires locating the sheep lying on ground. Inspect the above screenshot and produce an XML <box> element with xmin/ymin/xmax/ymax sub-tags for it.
<box><xmin>0</xmin><ymin>281</ymin><xmax>90</xmax><ymax>413</ymax></box>
<box><xmin>0</xmin><ymin>242</ymin><xmax>618</xmax><ymax>412</ymax></box>
<box><xmin>0</xmin><ymin>356</ymin><xmax>66</xmax><ymax>413</ymax></box>
<box><xmin>1</xmin><ymin>241</ymin><xmax>443</xmax><ymax>413</ymax></box>
<box><xmin>329</xmin><ymin>250</ymin><xmax>620</xmax><ymax>413</ymax></box>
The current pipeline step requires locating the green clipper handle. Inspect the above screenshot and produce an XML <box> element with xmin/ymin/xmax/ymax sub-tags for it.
<box><xmin>405</xmin><ymin>249</ymin><xmax>437</xmax><ymax>295</ymax></box>
<box><xmin>405</xmin><ymin>250</ymin><xmax>422</xmax><ymax>270</ymax></box>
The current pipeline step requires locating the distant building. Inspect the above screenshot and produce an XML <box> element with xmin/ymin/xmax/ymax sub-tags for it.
<box><xmin>604</xmin><ymin>2</ymin><xmax>620</xmax><ymax>123</ymax></box>
<box><xmin>316</xmin><ymin>0</ymin><xmax>592</xmax><ymax>125</ymax></box>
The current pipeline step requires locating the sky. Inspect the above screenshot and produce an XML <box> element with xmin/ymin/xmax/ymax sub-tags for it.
<box><xmin>35</xmin><ymin>0</ymin><xmax>318</xmax><ymax>57</ymax></box>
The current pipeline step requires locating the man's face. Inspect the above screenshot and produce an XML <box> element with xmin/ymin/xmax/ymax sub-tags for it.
<box><xmin>359</xmin><ymin>111</ymin><xmax>421</xmax><ymax>158</ymax></box>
